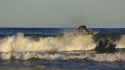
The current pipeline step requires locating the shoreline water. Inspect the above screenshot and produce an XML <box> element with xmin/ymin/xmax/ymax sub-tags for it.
<box><xmin>0</xmin><ymin>61</ymin><xmax>125</xmax><ymax>70</ymax></box>
<box><xmin>0</xmin><ymin>66</ymin><xmax>83</xmax><ymax>70</ymax></box>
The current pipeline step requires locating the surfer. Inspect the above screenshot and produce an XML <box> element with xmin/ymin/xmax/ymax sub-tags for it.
<box><xmin>78</xmin><ymin>25</ymin><xmax>92</xmax><ymax>35</ymax></box>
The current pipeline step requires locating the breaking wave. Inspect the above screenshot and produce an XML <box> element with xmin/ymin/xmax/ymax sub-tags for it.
<box><xmin>0</xmin><ymin>51</ymin><xmax>125</xmax><ymax>62</ymax></box>
<box><xmin>0</xmin><ymin>33</ymin><xmax>125</xmax><ymax>62</ymax></box>
<box><xmin>0</xmin><ymin>33</ymin><xmax>96</xmax><ymax>52</ymax></box>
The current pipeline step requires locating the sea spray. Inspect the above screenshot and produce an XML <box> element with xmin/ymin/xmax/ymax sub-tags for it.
<box><xmin>116</xmin><ymin>35</ymin><xmax>125</xmax><ymax>49</ymax></box>
<box><xmin>0</xmin><ymin>33</ymin><xmax>96</xmax><ymax>52</ymax></box>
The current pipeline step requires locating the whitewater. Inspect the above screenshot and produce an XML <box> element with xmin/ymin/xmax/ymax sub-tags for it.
<box><xmin>0</xmin><ymin>33</ymin><xmax>125</xmax><ymax>62</ymax></box>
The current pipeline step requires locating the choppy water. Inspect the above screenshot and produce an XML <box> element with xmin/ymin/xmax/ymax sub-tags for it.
<box><xmin>0</xmin><ymin>28</ymin><xmax>125</xmax><ymax>70</ymax></box>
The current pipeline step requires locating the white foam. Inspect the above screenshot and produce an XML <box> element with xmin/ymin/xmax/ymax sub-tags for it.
<box><xmin>0</xmin><ymin>33</ymin><xmax>96</xmax><ymax>52</ymax></box>
<box><xmin>116</xmin><ymin>35</ymin><xmax>125</xmax><ymax>48</ymax></box>
<box><xmin>88</xmin><ymin>52</ymin><xmax>125</xmax><ymax>62</ymax></box>
<box><xmin>0</xmin><ymin>33</ymin><xmax>125</xmax><ymax>62</ymax></box>
<box><xmin>0</xmin><ymin>51</ymin><xmax>125</xmax><ymax>62</ymax></box>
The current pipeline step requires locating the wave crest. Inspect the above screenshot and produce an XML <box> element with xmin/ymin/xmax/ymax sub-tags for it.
<box><xmin>0</xmin><ymin>33</ymin><xmax>96</xmax><ymax>52</ymax></box>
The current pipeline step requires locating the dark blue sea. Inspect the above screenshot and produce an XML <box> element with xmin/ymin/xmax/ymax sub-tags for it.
<box><xmin>0</xmin><ymin>28</ymin><xmax>125</xmax><ymax>70</ymax></box>
<box><xmin>0</xmin><ymin>28</ymin><xmax>125</xmax><ymax>36</ymax></box>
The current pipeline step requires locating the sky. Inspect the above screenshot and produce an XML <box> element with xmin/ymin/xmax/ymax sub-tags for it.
<box><xmin>0</xmin><ymin>0</ymin><xmax>125</xmax><ymax>28</ymax></box>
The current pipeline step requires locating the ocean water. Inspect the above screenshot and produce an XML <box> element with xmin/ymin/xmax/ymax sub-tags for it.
<box><xmin>0</xmin><ymin>28</ymin><xmax>125</xmax><ymax>70</ymax></box>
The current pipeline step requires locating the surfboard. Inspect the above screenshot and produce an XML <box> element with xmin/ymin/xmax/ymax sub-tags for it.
<box><xmin>88</xmin><ymin>31</ymin><xmax>98</xmax><ymax>35</ymax></box>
